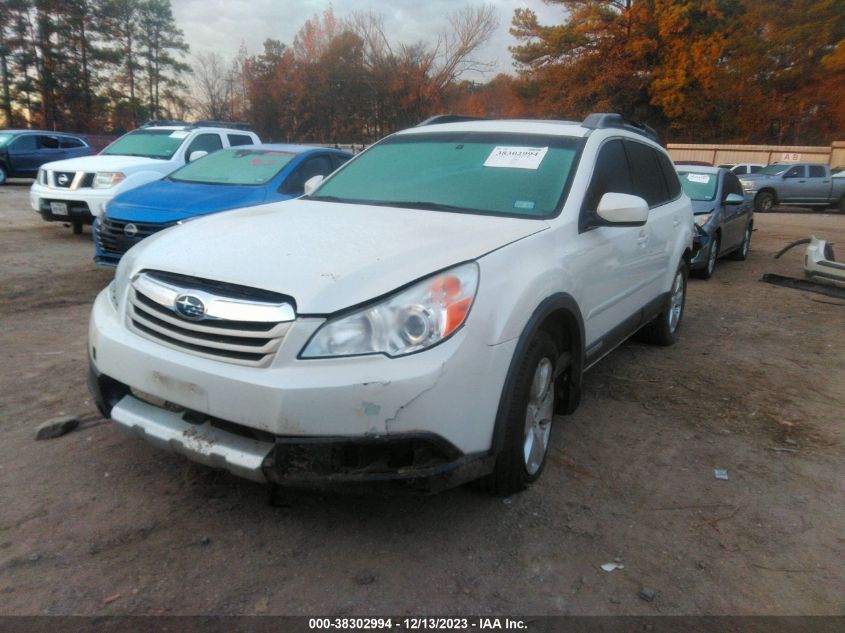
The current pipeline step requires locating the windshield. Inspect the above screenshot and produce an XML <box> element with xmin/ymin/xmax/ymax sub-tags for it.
<box><xmin>101</xmin><ymin>129</ymin><xmax>188</xmax><ymax>159</ymax></box>
<box><xmin>759</xmin><ymin>164</ymin><xmax>788</xmax><ymax>175</ymax></box>
<box><xmin>0</xmin><ymin>133</ymin><xmax>13</xmax><ymax>147</ymax></box>
<box><xmin>169</xmin><ymin>148</ymin><xmax>295</xmax><ymax>185</ymax></box>
<box><xmin>679</xmin><ymin>171</ymin><xmax>718</xmax><ymax>202</ymax></box>
<box><xmin>309</xmin><ymin>132</ymin><xmax>582</xmax><ymax>218</ymax></box>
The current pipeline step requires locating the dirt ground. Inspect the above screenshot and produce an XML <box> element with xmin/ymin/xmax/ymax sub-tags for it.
<box><xmin>0</xmin><ymin>180</ymin><xmax>843</xmax><ymax>616</ymax></box>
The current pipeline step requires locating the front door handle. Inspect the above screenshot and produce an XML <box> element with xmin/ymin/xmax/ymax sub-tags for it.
<box><xmin>637</xmin><ymin>230</ymin><xmax>648</xmax><ymax>246</ymax></box>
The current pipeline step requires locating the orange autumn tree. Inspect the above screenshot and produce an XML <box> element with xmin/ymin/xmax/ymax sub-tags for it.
<box><xmin>510</xmin><ymin>0</ymin><xmax>845</xmax><ymax>143</ymax></box>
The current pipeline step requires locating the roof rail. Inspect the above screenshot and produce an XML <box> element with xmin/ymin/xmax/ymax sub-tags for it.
<box><xmin>416</xmin><ymin>114</ymin><xmax>488</xmax><ymax>127</ymax></box>
<box><xmin>188</xmin><ymin>120</ymin><xmax>253</xmax><ymax>131</ymax></box>
<box><xmin>582</xmin><ymin>113</ymin><xmax>660</xmax><ymax>143</ymax></box>
<box><xmin>140</xmin><ymin>119</ymin><xmax>189</xmax><ymax>128</ymax></box>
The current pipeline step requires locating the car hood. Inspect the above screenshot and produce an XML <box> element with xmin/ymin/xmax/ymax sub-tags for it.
<box><xmin>125</xmin><ymin>199</ymin><xmax>549</xmax><ymax>314</ymax></box>
<box><xmin>40</xmin><ymin>154</ymin><xmax>171</xmax><ymax>172</ymax></box>
<box><xmin>107</xmin><ymin>180</ymin><xmax>272</xmax><ymax>222</ymax></box>
<box><xmin>739</xmin><ymin>173</ymin><xmax>777</xmax><ymax>182</ymax></box>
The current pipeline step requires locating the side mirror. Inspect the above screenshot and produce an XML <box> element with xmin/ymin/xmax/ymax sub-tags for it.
<box><xmin>303</xmin><ymin>174</ymin><xmax>324</xmax><ymax>196</ymax></box>
<box><xmin>188</xmin><ymin>150</ymin><xmax>208</xmax><ymax>162</ymax></box>
<box><xmin>724</xmin><ymin>193</ymin><xmax>744</xmax><ymax>205</ymax></box>
<box><xmin>596</xmin><ymin>193</ymin><xmax>649</xmax><ymax>225</ymax></box>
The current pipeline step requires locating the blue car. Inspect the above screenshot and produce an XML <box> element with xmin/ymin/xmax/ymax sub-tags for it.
<box><xmin>93</xmin><ymin>144</ymin><xmax>352</xmax><ymax>266</ymax></box>
<box><xmin>0</xmin><ymin>130</ymin><xmax>94</xmax><ymax>184</ymax></box>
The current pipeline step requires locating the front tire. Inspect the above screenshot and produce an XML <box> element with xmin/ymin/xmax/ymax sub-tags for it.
<box><xmin>637</xmin><ymin>262</ymin><xmax>687</xmax><ymax>346</ymax></box>
<box><xmin>754</xmin><ymin>191</ymin><xmax>775</xmax><ymax>212</ymax></box>
<box><xmin>72</xmin><ymin>223</ymin><xmax>82</xmax><ymax>235</ymax></box>
<box><xmin>694</xmin><ymin>233</ymin><xmax>719</xmax><ymax>279</ymax></box>
<box><xmin>482</xmin><ymin>331</ymin><xmax>559</xmax><ymax>495</ymax></box>
<box><xmin>0</xmin><ymin>165</ymin><xmax>7</xmax><ymax>186</ymax></box>
<box><xmin>729</xmin><ymin>223</ymin><xmax>752</xmax><ymax>261</ymax></box>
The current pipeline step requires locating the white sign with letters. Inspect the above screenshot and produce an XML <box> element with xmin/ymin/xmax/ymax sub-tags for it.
<box><xmin>484</xmin><ymin>146</ymin><xmax>549</xmax><ymax>170</ymax></box>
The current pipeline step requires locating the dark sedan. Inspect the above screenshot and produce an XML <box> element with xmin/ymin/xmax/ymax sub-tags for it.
<box><xmin>678</xmin><ymin>166</ymin><xmax>753</xmax><ymax>279</ymax></box>
<box><xmin>0</xmin><ymin>130</ymin><xmax>94</xmax><ymax>184</ymax></box>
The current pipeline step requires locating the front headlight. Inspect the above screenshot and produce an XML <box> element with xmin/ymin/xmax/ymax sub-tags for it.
<box><xmin>109</xmin><ymin>257</ymin><xmax>134</xmax><ymax>310</ymax></box>
<box><xmin>741</xmin><ymin>180</ymin><xmax>755</xmax><ymax>191</ymax></box>
<box><xmin>301</xmin><ymin>262</ymin><xmax>479</xmax><ymax>358</ymax></box>
<box><xmin>694</xmin><ymin>213</ymin><xmax>712</xmax><ymax>227</ymax></box>
<box><xmin>93</xmin><ymin>172</ymin><xmax>126</xmax><ymax>189</ymax></box>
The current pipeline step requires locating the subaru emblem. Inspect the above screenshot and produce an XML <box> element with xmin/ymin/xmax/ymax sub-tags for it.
<box><xmin>123</xmin><ymin>223</ymin><xmax>138</xmax><ymax>237</ymax></box>
<box><xmin>174</xmin><ymin>294</ymin><xmax>206</xmax><ymax>320</ymax></box>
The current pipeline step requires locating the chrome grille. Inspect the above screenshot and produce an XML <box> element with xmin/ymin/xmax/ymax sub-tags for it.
<box><xmin>127</xmin><ymin>271</ymin><xmax>295</xmax><ymax>367</ymax></box>
<box><xmin>96</xmin><ymin>216</ymin><xmax>174</xmax><ymax>257</ymax></box>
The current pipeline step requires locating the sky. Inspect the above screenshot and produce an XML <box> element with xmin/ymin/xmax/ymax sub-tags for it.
<box><xmin>171</xmin><ymin>0</ymin><xmax>564</xmax><ymax>80</ymax></box>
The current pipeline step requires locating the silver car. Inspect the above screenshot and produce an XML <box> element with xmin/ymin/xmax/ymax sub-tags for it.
<box><xmin>678</xmin><ymin>166</ymin><xmax>754</xmax><ymax>279</ymax></box>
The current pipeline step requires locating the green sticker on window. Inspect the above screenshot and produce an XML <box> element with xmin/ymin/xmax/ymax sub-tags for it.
<box><xmin>514</xmin><ymin>200</ymin><xmax>535</xmax><ymax>210</ymax></box>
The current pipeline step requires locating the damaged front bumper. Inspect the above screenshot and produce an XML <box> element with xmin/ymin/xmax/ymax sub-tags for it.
<box><xmin>89</xmin><ymin>365</ymin><xmax>493</xmax><ymax>492</ymax></box>
<box><xmin>690</xmin><ymin>226</ymin><xmax>711</xmax><ymax>268</ymax></box>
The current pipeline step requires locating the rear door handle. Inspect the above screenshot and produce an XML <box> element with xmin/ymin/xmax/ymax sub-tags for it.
<box><xmin>673</xmin><ymin>217</ymin><xmax>680</xmax><ymax>228</ymax></box>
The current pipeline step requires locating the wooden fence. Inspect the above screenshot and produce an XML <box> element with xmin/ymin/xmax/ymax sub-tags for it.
<box><xmin>667</xmin><ymin>141</ymin><xmax>845</xmax><ymax>168</ymax></box>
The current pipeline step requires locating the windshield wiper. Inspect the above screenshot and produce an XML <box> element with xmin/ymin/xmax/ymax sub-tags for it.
<box><xmin>305</xmin><ymin>195</ymin><xmax>356</xmax><ymax>203</ymax></box>
<box><xmin>306</xmin><ymin>196</ymin><xmax>479</xmax><ymax>213</ymax></box>
<box><xmin>370</xmin><ymin>200</ymin><xmax>477</xmax><ymax>213</ymax></box>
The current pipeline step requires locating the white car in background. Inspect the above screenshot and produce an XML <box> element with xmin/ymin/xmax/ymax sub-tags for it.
<box><xmin>718</xmin><ymin>163</ymin><xmax>765</xmax><ymax>176</ymax></box>
<box><xmin>88</xmin><ymin>114</ymin><xmax>693</xmax><ymax>495</ymax></box>
<box><xmin>30</xmin><ymin>122</ymin><xmax>259</xmax><ymax>233</ymax></box>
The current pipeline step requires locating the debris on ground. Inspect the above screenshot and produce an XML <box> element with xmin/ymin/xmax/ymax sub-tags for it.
<box><xmin>761</xmin><ymin>273</ymin><xmax>845</xmax><ymax>300</ymax></box>
<box><xmin>714</xmin><ymin>469</ymin><xmax>729</xmax><ymax>480</ymax></box>
<box><xmin>638</xmin><ymin>587</ymin><xmax>656</xmax><ymax>602</ymax></box>
<box><xmin>35</xmin><ymin>415</ymin><xmax>79</xmax><ymax>440</ymax></box>
<box><xmin>600</xmin><ymin>562</ymin><xmax>625</xmax><ymax>572</ymax></box>
<box><xmin>102</xmin><ymin>594</ymin><xmax>121</xmax><ymax>605</ymax></box>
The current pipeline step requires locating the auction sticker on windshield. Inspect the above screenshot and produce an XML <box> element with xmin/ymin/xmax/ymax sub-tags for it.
<box><xmin>484</xmin><ymin>146</ymin><xmax>548</xmax><ymax>170</ymax></box>
<box><xmin>686</xmin><ymin>173</ymin><xmax>711</xmax><ymax>183</ymax></box>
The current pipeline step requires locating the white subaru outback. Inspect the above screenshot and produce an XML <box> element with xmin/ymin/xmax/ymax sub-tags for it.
<box><xmin>87</xmin><ymin>114</ymin><xmax>693</xmax><ymax>495</ymax></box>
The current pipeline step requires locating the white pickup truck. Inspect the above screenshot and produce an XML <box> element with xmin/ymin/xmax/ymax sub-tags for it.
<box><xmin>30</xmin><ymin>122</ymin><xmax>260</xmax><ymax>233</ymax></box>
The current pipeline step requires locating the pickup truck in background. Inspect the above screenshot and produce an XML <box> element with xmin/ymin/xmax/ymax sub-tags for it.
<box><xmin>739</xmin><ymin>163</ymin><xmax>845</xmax><ymax>212</ymax></box>
<box><xmin>30</xmin><ymin>121</ymin><xmax>260</xmax><ymax>233</ymax></box>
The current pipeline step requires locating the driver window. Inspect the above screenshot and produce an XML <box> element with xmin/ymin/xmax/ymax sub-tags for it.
<box><xmin>185</xmin><ymin>133</ymin><xmax>223</xmax><ymax>160</ymax></box>
<box><xmin>784</xmin><ymin>166</ymin><xmax>804</xmax><ymax>179</ymax></box>
<box><xmin>281</xmin><ymin>155</ymin><xmax>334</xmax><ymax>195</ymax></box>
<box><xmin>580</xmin><ymin>139</ymin><xmax>633</xmax><ymax>231</ymax></box>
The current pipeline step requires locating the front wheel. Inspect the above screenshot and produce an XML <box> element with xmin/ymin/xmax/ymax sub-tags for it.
<box><xmin>637</xmin><ymin>262</ymin><xmax>687</xmax><ymax>346</ymax></box>
<box><xmin>482</xmin><ymin>331</ymin><xmax>559</xmax><ymax>495</ymax></box>
<box><xmin>694</xmin><ymin>233</ymin><xmax>719</xmax><ymax>279</ymax></box>
<box><xmin>754</xmin><ymin>191</ymin><xmax>775</xmax><ymax>212</ymax></box>
<box><xmin>729</xmin><ymin>223</ymin><xmax>752</xmax><ymax>261</ymax></box>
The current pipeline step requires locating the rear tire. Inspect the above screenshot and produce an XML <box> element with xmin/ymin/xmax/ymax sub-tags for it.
<box><xmin>754</xmin><ymin>191</ymin><xmax>775</xmax><ymax>212</ymax></box>
<box><xmin>72</xmin><ymin>223</ymin><xmax>82</xmax><ymax>235</ymax></box>
<box><xmin>838</xmin><ymin>196</ymin><xmax>845</xmax><ymax>213</ymax></box>
<box><xmin>481</xmin><ymin>331</ymin><xmax>560</xmax><ymax>495</ymax></box>
<box><xmin>0</xmin><ymin>165</ymin><xmax>7</xmax><ymax>185</ymax></box>
<box><xmin>637</xmin><ymin>262</ymin><xmax>687</xmax><ymax>347</ymax></box>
